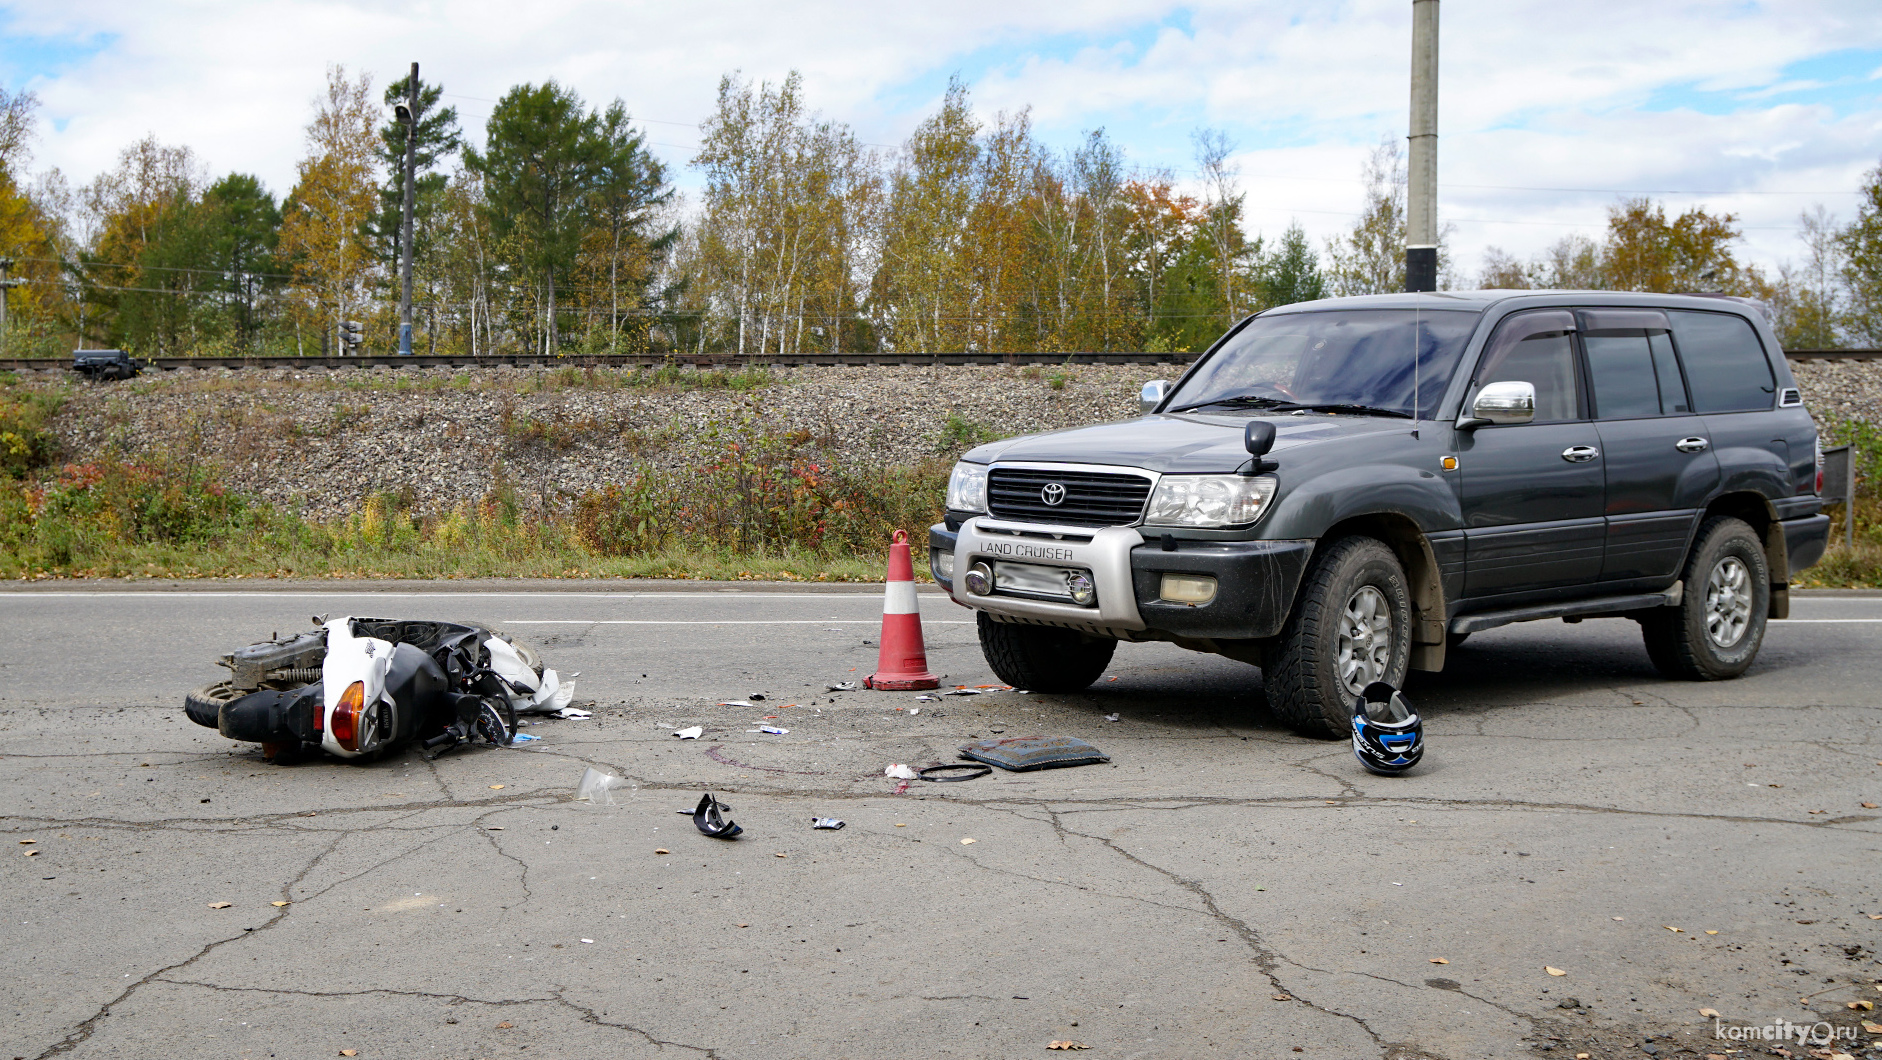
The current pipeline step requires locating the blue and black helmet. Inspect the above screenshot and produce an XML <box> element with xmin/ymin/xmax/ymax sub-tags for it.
<box><xmin>1352</xmin><ymin>681</ymin><xmax>1423</xmax><ymax>775</ymax></box>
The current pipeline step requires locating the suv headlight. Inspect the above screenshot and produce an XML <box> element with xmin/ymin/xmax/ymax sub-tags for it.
<box><xmin>1144</xmin><ymin>475</ymin><xmax>1277</xmax><ymax>528</ymax></box>
<box><xmin>946</xmin><ymin>462</ymin><xmax>989</xmax><ymax>513</ymax></box>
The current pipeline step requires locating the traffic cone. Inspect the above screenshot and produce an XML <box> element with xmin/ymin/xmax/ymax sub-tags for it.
<box><xmin>864</xmin><ymin>529</ymin><xmax>940</xmax><ymax>691</ymax></box>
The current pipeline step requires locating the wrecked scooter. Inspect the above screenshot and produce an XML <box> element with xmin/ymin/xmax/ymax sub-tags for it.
<box><xmin>184</xmin><ymin>616</ymin><xmax>577</xmax><ymax>763</ymax></box>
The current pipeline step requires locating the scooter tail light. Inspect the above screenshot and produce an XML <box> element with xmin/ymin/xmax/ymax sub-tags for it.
<box><xmin>331</xmin><ymin>681</ymin><xmax>365</xmax><ymax>751</ymax></box>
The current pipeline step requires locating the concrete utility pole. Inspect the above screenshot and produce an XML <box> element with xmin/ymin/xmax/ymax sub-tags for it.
<box><xmin>396</xmin><ymin>62</ymin><xmax>419</xmax><ymax>356</ymax></box>
<box><xmin>1405</xmin><ymin>0</ymin><xmax>1439</xmax><ymax>293</ymax></box>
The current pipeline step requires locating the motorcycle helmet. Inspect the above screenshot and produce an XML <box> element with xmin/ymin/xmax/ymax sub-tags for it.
<box><xmin>1352</xmin><ymin>681</ymin><xmax>1423</xmax><ymax>775</ymax></box>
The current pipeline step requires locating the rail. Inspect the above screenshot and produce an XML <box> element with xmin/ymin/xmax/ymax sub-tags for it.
<box><xmin>2</xmin><ymin>348</ymin><xmax>1878</xmax><ymax>372</ymax></box>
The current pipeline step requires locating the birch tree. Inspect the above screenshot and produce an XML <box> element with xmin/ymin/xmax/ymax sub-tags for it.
<box><xmin>278</xmin><ymin>66</ymin><xmax>381</xmax><ymax>352</ymax></box>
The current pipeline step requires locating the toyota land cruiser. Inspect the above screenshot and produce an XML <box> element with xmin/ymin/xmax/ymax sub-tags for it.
<box><xmin>928</xmin><ymin>291</ymin><xmax>1831</xmax><ymax>736</ymax></box>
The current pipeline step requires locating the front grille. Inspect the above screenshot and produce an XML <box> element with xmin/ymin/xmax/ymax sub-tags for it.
<box><xmin>987</xmin><ymin>467</ymin><xmax>1152</xmax><ymax>527</ymax></box>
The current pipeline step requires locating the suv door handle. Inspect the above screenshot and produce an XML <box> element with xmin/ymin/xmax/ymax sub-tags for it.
<box><xmin>1675</xmin><ymin>436</ymin><xmax>1709</xmax><ymax>453</ymax></box>
<box><xmin>1561</xmin><ymin>445</ymin><xmax>1600</xmax><ymax>463</ymax></box>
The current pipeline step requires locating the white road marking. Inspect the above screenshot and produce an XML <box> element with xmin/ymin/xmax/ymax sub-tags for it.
<box><xmin>1772</xmin><ymin>619</ymin><xmax>1882</xmax><ymax>623</ymax></box>
<box><xmin>0</xmin><ymin>592</ymin><xmax>905</xmax><ymax>600</ymax></box>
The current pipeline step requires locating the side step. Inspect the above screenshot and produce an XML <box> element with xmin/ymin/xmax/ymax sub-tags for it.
<box><xmin>1450</xmin><ymin>582</ymin><xmax>1682</xmax><ymax>636</ymax></box>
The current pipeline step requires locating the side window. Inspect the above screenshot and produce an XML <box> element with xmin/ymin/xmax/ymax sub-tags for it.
<box><xmin>1580</xmin><ymin>309</ymin><xmax>1689</xmax><ymax>418</ymax></box>
<box><xmin>1473</xmin><ymin>310</ymin><xmax>1579</xmax><ymax>423</ymax></box>
<box><xmin>1667</xmin><ymin>310</ymin><xmax>1775</xmax><ymax>413</ymax></box>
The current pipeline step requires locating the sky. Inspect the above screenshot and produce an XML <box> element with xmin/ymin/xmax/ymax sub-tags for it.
<box><xmin>2</xmin><ymin>0</ymin><xmax>1880</xmax><ymax>280</ymax></box>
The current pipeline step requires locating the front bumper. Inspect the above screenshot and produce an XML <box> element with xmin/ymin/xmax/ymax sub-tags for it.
<box><xmin>930</xmin><ymin>518</ymin><xmax>1314</xmax><ymax>641</ymax></box>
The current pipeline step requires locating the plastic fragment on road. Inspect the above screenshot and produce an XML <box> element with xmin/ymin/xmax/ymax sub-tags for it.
<box><xmin>575</xmin><ymin>767</ymin><xmax>630</xmax><ymax>806</ymax></box>
<box><xmin>759</xmin><ymin>726</ymin><xmax>789</xmax><ymax>735</ymax></box>
<box><xmin>811</xmin><ymin>818</ymin><xmax>846</xmax><ymax>830</ymax></box>
<box><xmin>884</xmin><ymin>764</ymin><xmax>919</xmax><ymax>780</ymax></box>
<box><xmin>554</xmin><ymin>707</ymin><xmax>593</xmax><ymax>720</ymax></box>
<box><xmin>719</xmin><ymin>701</ymin><xmax>759</xmax><ymax>708</ymax></box>
<box><xmin>957</xmin><ymin>735</ymin><xmax>1110</xmax><ymax>772</ymax></box>
<box><xmin>693</xmin><ymin>793</ymin><xmax>743</xmax><ymax>839</ymax></box>
<box><xmin>907</xmin><ymin>708</ymin><xmax>920</xmax><ymax>716</ymax></box>
<box><xmin>942</xmin><ymin>687</ymin><xmax>985</xmax><ymax>696</ymax></box>
<box><xmin>674</xmin><ymin>726</ymin><xmax>704</xmax><ymax>739</ymax></box>
<box><xmin>915</xmin><ymin>695</ymin><xmax>937</xmax><ymax>702</ymax></box>
<box><xmin>512</xmin><ymin>733</ymin><xmax>542</xmax><ymax>742</ymax></box>
<box><xmin>1104</xmin><ymin>713</ymin><xmax>1120</xmax><ymax>722</ymax></box>
<box><xmin>826</xmin><ymin>682</ymin><xmax>858</xmax><ymax>692</ymax></box>
<box><xmin>580</xmin><ymin>938</ymin><xmax>594</xmax><ymax>944</ymax></box>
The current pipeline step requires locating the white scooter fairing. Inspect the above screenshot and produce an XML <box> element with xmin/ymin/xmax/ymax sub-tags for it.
<box><xmin>485</xmin><ymin>636</ymin><xmax>577</xmax><ymax>714</ymax></box>
<box><xmin>320</xmin><ymin>619</ymin><xmax>395</xmax><ymax>759</ymax></box>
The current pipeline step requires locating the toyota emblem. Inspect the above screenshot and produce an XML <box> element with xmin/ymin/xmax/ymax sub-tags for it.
<box><xmin>1040</xmin><ymin>482</ymin><xmax>1066</xmax><ymax>506</ymax></box>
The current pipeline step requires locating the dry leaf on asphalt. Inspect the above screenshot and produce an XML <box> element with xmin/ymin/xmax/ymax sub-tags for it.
<box><xmin>496</xmin><ymin>1021</ymin><xmax>514</xmax><ymax>1029</ymax></box>
<box><xmin>1705</xmin><ymin>930</ymin><xmax>1719</xmax><ymax>934</ymax></box>
<box><xmin>1851</xmin><ymin>1000</ymin><xmax>1876</xmax><ymax>1011</ymax></box>
<box><xmin>18</xmin><ymin>839</ymin><xmax>34</xmax><ymax>844</ymax></box>
<box><xmin>1429</xmin><ymin>958</ymin><xmax>1449</xmax><ymax>964</ymax></box>
<box><xmin>960</xmin><ymin>838</ymin><xmax>976</xmax><ymax>845</ymax></box>
<box><xmin>208</xmin><ymin>902</ymin><xmax>232</xmax><ymax>909</ymax></box>
<box><xmin>1863</xmin><ymin>802</ymin><xmax>1878</xmax><ymax>809</ymax></box>
<box><xmin>1861</xmin><ymin>1020</ymin><xmax>1882</xmax><ymax>1033</ymax></box>
<box><xmin>1271</xmin><ymin>994</ymin><xmax>1293</xmax><ymax>1001</ymax></box>
<box><xmin>1869</xmin><ymin>914</ymin><xmax>1882</xmax><ymax>920</ymax></box>
<box><xmin>654</xmin><ymin>848</ymin><xmax>669</xmax><ymax>855</ymax></box>
<box><xmin>489</xmin><ymin>785</ymin><xmax>505</xmax><ymax>790</ymax></box>
<box><xmin>1545</xmin><ymin>967</ymin><xmax>1567</xmax><ymax>976</ymax></box>
<box><xmin>1699</xmin><ymin>1007</ymin><xmax>1721</xmax><ymax>1017</ymax></box>
<box><xmin>340</xmin><ymin>1051</ymin><xmax>357</xmax><ymax>1057</ymax></box>
<box><xmin>272</xmin><ymin>901</ymin><xmax>290</xmax><ymax>907</ymax></box>
<box><xmin>1665</xmin><ymin>925</ymin><xmax>1682</xmax><ymax>932</ymax></box>
<box><xmin>774</xmin><ymin>852</ymin><xmax>787</xmax><ymax>858</ymax></box>
<box><xmin>23</xmin><ymin>849</ymin><xmax>37</xmax><ymax>856</ymax></box>
<box><xmin>1046</xmin><ymin>1043</ymin><xmax>1089</xmax><ymax>1051</ymax></box>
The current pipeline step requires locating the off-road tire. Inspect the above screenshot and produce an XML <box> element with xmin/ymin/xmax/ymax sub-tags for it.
<box><xmin>1640</xmin><ymin>516</ymin><xmax>1769</xmax><ymax>680</ymax></box>
<box><xmin>184</xmin><ymin>681</ymin><xmax>244</xmax><ymax>729</ymax></box>
<box><xmin>976</xmin><ymin>612</ymin><xmax>1116</xmax><ymax>693</ymax></box>
<box><xmin>1262</xmin><ymin>536</ymin><xmax>1414</xmax><ymax>738</ymax></box>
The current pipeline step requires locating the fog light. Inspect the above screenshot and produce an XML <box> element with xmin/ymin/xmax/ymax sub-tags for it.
<box><xmin>964</xmin><ymin>561</ymin><xmax>993</xmax><ymax>596</ymax></box>
<box><xmin>931</xmin><ymin>549</ymin><xmax>955</xmax><ymax>583</ymax></box>
<box><xmin>1066</xmin><ymin>571</ymin><xmax>1096</xmax><ymax>606</ymax></box>
<box><xmin>1159</xmin><ymin>573</ymin><xmax>1217</xmax><ymax>605</ymax></box>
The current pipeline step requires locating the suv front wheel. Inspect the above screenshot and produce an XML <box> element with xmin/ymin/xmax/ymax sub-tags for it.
<box><xmin>1263</xmin><ymin>536</ymin><xmax>1414</xmax><ymax>737</ymax></box>
<box><xmin>977</xmin><ymin>612</ymin><xmax>1117</xmax><ymax>693</ymax></box>
<box><xmin>1640</xmin><ymin>515</ymin><xmax>1769</xmax><ymax>680</ymax></box>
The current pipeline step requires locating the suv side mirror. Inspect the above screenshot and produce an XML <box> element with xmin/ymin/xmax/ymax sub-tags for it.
<box><xmin>1139</xmin><ymin>379</ymin><xmax>1169</xmax><ymax>414</ymax></box>
<box><xmin>1458</xmin><ymin>381</ymin><xmax>1535</xmax><ymax>429</ymax></box>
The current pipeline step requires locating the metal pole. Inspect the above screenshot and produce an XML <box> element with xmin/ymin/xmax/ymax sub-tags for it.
<box><xmin>398</xmin><ymin>62</ymin><xmax>418</xmax><ymax>356</ymax></box>
<box><xmin>1850</xmin><ymin>449</ymin><xmax>1859</xmax><ymax>552</ymax></box>
<box><xmin>1405</xmin><ymin>0</ymin><xmax>1439</xmax><ymax>293</ymax></box>
<box><xmin>0</xmin><ymin>258</ymin><xmax>11</xmax><ymax>356</ymax></box>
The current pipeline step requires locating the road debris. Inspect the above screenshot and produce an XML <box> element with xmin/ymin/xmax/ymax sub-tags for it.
<box><xmin>209</xmin><ymin>902</ymin><xmax>232</xmax><ymax>909</ymax></box>
<box><xmin>1104</xmin><ymin>713</ymin><xmax>1120</xmax><ymax>722</ymax></box>
<box><xmin>919</xmin><ymin>763</ymin><xmax>992</xmax><ymax>782</ymax></box>
<box><xmin>512</xmin><ymin>733</ymin><xmax>542</xmax><ymax>742</ymax></box>
<box><xmin>810</xmin><ymin>818</ymin><xmax>846</xmax><ymax>830</ymax></box>
<box><xmin>1428</xmin><ymin>958</ymin><xmax>1448</xmax><ymax>964</ymax></box>
<box><xmin>1047</xmin><ymin>1043</ymin><xmax>1089</xmax><ymax>1051</ymax></box>
<box><xmin>759</xmin><ymin>726</ymin><xmax>789</xmax><ymax>735</ymax></box>
<box><xmin>655</xmin><ymin>848</ymin><xmax>670</xmax><ymax>855</ymax></box>
<box><xmin>272</xmin><ymin>901</ymin><xmax>291</xmax><ymax>907</ymax></box>
<box><xmin>958</xmin><ymin>735</ymin><xmax>1110</xmax><ymax>771</ymax></box>
<box><xmin>674</xmin><ymin>726</ymin><xmax>704</xmax><ymax>739</ymax></box>
<box><xmin>826</xmin><ymin>682</ymin><xmax>858</xmax><ymax>692</ymax></box>
<box><xmin>884</xmin><ymin>763</ymin><xmax>919</xmax><ymax>780</ymax></box>
<box><xmin>693</xmin><ymin>793</ymin><xmax>742</xmax><ymax>839</ymax></box>
<box><xmin>719</xmin><ymin>701</ymin><xmax>760</xmax><ymax>708</ymax></box>
<box><xmin>1545</xmin><ymin>966</ymin><xmax>1568</xmax><ymax>976</ymax></box>
<box><xmin>554</xmin><ymin>707</ymin><xmax>593</xmax><ymax>720</ymax></box>
<box><xmin>575</xmin><ymin>767</ymin><xmax>629</xmax><ymax>805</ymax></box>
<box><xmin>959</xmin><ymin>837</ymin><xmax>976</xmax><ymax>845</ymax></box>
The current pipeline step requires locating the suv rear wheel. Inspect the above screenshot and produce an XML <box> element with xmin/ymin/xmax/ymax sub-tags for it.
<box><xmin>1640</xmin><ymin>515</ymin><xmax>1769</xmax><ymax>680</ymax></box>
<box><xmin>976</xmin><ymin>612</ymin><xmax>1116</xmax><ymax>693</ymax></box>
<box><xmin>1263</xmin><ymin>536</ymin><xmax>1413</xmax><ymax>738</ymax></box>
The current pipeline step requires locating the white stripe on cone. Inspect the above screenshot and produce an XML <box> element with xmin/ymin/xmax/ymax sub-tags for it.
<box><xmin>883</xmin><ymin>580</ymin><xmax>919</xmax><ymax>615</ymax></box>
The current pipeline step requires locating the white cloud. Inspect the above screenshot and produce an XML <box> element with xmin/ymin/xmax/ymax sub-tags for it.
<box><xmin>2</xmin><ymin>0</ymin><xmax>1879</xmax><ymax>279</ymax></box>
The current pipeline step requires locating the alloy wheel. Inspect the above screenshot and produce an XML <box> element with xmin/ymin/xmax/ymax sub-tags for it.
<box><xmin>1704</xmin><ymin>556</ymin><xmax>1753</xmax><ymax>648</ymax></box>
<box><xmin>1336</xmin><ymin>585</ymin><xmax>1393</xmax><ymax>695</ymax></box>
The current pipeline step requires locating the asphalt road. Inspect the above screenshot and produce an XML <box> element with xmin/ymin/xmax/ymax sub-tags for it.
<box><xmin>2</xmin><ymin>585</ymin><xmax>1879</xmax><ymax>1060</ymax></box>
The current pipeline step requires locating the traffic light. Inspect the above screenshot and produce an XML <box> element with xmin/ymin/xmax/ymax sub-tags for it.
<box><xmin>340</xmin><ymin>320</ymin><xmax>364</xmax><ymax>354</ymax></box>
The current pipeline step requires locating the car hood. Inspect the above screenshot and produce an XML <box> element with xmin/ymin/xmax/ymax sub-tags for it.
<box><xmin>966</xmin><ymin>412</ymin><xmax>1414</xmax><ymax>474</ymax></box>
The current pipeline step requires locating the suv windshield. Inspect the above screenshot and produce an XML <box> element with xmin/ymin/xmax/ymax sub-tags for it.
<box><xmin>1165</xmin><ymin>308</ymin><xmax>1481</xmax><ymax>420</ymax></box>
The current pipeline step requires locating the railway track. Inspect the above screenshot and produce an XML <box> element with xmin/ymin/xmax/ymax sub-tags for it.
<box><xmin>2</xmin><ymin>348</ymin><xmax>1877</xmax><ymax>372</ymax></box>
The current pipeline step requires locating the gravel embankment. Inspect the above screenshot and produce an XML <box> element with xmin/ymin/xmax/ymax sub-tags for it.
<box><xmin>24</xmin><ymin>363</ymin><xmax>1184</xmax><ymax>518</ymax></box>
<box><xmin>15</xmin><ymin>356</ymin><xmax>1878</xmax><ymax>518</ymax></box>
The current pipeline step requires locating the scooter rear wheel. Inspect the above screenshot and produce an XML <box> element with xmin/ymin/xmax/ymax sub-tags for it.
<box><xmin>184</xmin><ymin>681</ymin><xmax>244</xmax><ymax>729</ymax></box>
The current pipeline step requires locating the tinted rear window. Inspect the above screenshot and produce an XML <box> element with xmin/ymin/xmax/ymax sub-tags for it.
<box><xmin>1667</xmin><ymin>311</ymin><xmax>1775</xmax><ymax>413</ymax></box>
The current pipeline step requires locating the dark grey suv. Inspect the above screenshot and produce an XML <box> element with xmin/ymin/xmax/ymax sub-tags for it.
<box><xmin>928</xmin><ymin>291</ymin><xmax>1831</xmax><ymax>736</ymax></box>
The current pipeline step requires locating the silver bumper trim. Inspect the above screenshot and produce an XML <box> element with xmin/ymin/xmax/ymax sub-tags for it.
<box><xmin>950</xmin><ymin>517</ymin><xmax>1146</xmax><ymax>631</ymax></box>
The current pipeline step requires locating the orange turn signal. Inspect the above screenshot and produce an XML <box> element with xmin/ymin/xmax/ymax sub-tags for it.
<box><xmin>331</xmin><ymin>681</ymin><xmax>365</xmax><ymax>751</ymax></box>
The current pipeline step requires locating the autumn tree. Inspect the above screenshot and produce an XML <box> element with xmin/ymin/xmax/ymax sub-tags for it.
<box><xmin>278</xmin><ymin>66</ymin><xmax>381</xmax><ymax>354</ymax></box>
<box><xmin>1839</xmin><ymin>160</ymin><xmax>1882</xmax><ymax>345</ymax></box>
<box><xmin>876</xmin><ymin>77</ymin><xmax>979</xmax><ymax>350</ymax></box>
<box><xmin>0</xmin><ymin>88</ymin><xmax>68</xmax><ymax>352</ymax></box>
<box><xmin>1600</xmin><ymin>197</ymin><xmax>1744</xmax><ymax>293</ymax></box>
<box><xmin>1328</xmin><ymin>136</ymin><xmax>1407</xmax><ymax>296</ymax></box>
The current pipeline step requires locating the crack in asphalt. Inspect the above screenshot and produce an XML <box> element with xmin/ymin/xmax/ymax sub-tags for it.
<box><xmin>30</xmin><ymin>831</ymin><xmax>344</xmax><ymax>1060</ymax></box>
